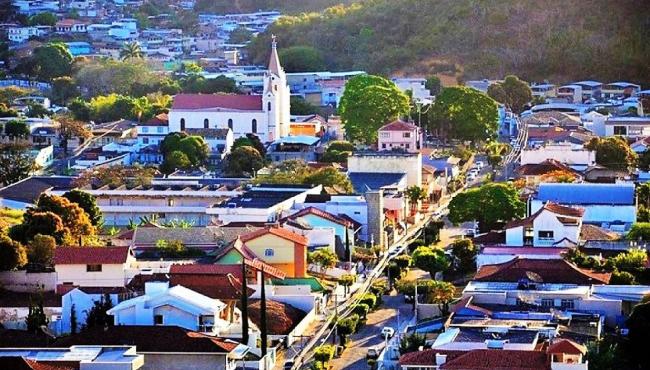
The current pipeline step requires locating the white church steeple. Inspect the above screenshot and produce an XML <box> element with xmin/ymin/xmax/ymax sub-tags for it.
<box><xmin>263</xmin><ymin>35</ymin><xmax>291</xmax><ymax>140</ymax></box>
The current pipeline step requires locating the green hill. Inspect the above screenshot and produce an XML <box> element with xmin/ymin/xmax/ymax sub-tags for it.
<box><xmin>248</xmin><ymin>0</ymin><xmax>650</xmax><ymax>85</ymax></box>
<box><xmin>193</xmin><ymin>0</ymin><xmax>357</xmax><ymax>14</ymax></box>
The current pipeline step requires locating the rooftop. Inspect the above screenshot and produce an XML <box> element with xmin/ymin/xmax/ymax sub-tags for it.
<box><xmin>171</xmin><ymin>94</ymin><xmax>262</xmax><ymax>111</ymax></box>
<box><xmin>348</xmin><ymin>172</ymin><xmax>406</xmax><ymax>193</ymax></box>
<box><xmin>0</xmin><ymin>176</ymin><xmax>75</xmax><ymax>204</ymax></box>
<box><xmin>536</xmin><ymin>182</ymin><xmax>635</xmax><ymax>205</ymax></box>
<box><xmin>379</xmin><ymin>119</ymin><xmax>419</xmax><ymax>132</ymax></box>
<box><xmin>185</xmin><ymin>128</ymin><xmax>230</xmax><ymax>139</ymax></box>
<box><xmin>53</xmin><ymin>246</ymin><xmax>131</xmax><ymax>265</ymax></box>
<box><xmin>474</xmin><ymin>257</ymin><xmax>611</xmax><ymax>285</ymax></box>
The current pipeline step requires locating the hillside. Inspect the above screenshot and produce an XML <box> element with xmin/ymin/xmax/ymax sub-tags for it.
<box><xmin>248</xmin><ymin>0</ymin><xmax>650</xmax><ymax>85</ymax></box>
<box><xmin>193</xmin><ymin>0</ymin><xmax>358</xmax><ymax>15</ymax></box>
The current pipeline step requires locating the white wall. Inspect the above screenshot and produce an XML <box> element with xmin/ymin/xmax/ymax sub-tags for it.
<box><xmin>520</xmin><ymin>145</ymin><xmax>595</xmax><ymax>166</ymax></box>
<box><xmin>0</xmin><ymin>271</ymin><xmax>56</xmax><ymax>292</ymax></box>
<box><xmin>55</xmin><ymin>263</ymin><xmax>127</xmax><ymax>288</ymax></box>
<box><xmin>61</xmin><ymin>289</ymin><xmax>119</xmax><ymax>334</ymax></box>
<box><xmin>505</xmin><ymin>226</ymin><xmax>524</xmax><ymax>246</ymax></box>
<box><xmin>347</xmin><ymin>153</ymin><xmax>422</xmax><ymax>187</ymax></box>
<box><xmin>532</xmin><ymin>210</ymin><xmax>580</xmax><ymax>246</ymax></box>
<box><xmin>140</xmin><ymin>353</ymin><xmax>229</xmax><ymax>370</ymax></box>
<box><xmin>531</xmin><ymin>200</ymin><xmax>636</xmax><ymax>224</ymax></box>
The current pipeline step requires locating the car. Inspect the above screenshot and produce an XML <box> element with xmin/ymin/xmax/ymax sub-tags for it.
<box><xmin>475</xmin><ymin>161</ymin><xmax>484</xmax><ymax>169</ymax></box>
<box><xmin>466</xmin><ymin>173</ymin><xmax>476</xmax><ymax>181</ymax></box>
<box><xmin>366</xmin><ymin>348</ymin><xmax>380</xmax><ymax>360</ymax></box>
<box><xmin>381</xmin><ymin>326</ymin><xmax>395</xmax><ymax>338</ymax></box>
<box><xmin>469</xmin><ymin>168</ymin><xmax>479</xmax><ymax>175</ymax></box>
<box><xmin>464</xmin><ymin>228</ymin><xmax>476</xmax><ymax>237</ymax></box>
<box><xmin>283</xmin><ymin>360</ymin><xmax>295</xmax><ymax>370</ymax></box>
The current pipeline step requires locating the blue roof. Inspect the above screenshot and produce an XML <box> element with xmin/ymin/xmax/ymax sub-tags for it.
<box><xmin>422</xmin><ymin>157</ymin><xmax>456</xmax><ymax>173</ymax></box>
<box><xmin>272</xmin><ymin>135</ymin><xmax>320</xmax><ymax>146</ymax></box>
<box><xmin>537</xmin><ymin>183</ymin><xmax>635</xmax><ymax>205</ymax></box>
<box><xmin>348</xmin><ymin>172</ymin><xmax>406</xmax><ymax>193</ymax></box>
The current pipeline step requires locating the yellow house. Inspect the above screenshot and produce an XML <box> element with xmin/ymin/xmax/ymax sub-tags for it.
<box><xmin>214</xmin><ymin>227</ymin><xmax>309</xmax><ymax>278</ymax></box>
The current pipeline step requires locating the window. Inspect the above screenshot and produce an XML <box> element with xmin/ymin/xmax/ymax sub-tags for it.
<box><xmin>180</xmin><ymin>118</ymin><xmax>185</xmax><ymax>131</ymax></box>
<box><xmin>154</xmin><ymin>315</ymin><xmax>163</xmax><ymax>325</ymax></box>
<box><xmin>141</xmin><ymin>126</ymin><xmax>149</xmax><ymax>133</ymax></box>
<box><xmin>157</xmin><ymin>126</ymin><xmax>164</xmax><ymax>133</ymax></box>
<box><xmin>268</xmin><ymin>102</ymin><xmax>271</xmax><ymax>111</ymax></box>
<box><xmin>613</xmin><ymin>126</ymin><xmax>627</xmax><ymax>135</ymax></box>
<box><xmin>406</xmin><ymin>144</ymin><xmax>410</xmax><ymax>149</ymax></box>
<box><xmin>86</xmin><ymin>264</ymin><xmax>102</xmax><ymax>272</ymax></box>
<box><xmin>380</xmin><ymin>132</ymin><xmax>390</xmax><ymax>138</ymax></box>
<box><xmin>560</xmin><ymin>299</ymin><xmax>575</xmax><ymax>310</ymax></box>
<box><xmin>541</xmin><ymin>298</ymin><xmax>554</xmax><ymax>308</ymax></box>
<box><xmin>167</xmin><ymin>199</ymin><xmax>174</xmax><ymax>207</ymax></box>
<box><xmin>382</xmin><ymin>144</ymin><xmax>386</xmax><ymax>149</ymax></box>
<box><xmin>204</xmin><ymin>118</ymin><xmax>209</xmax><ymax>128</ymax></box>
<box><xmin>158</xmin><ymin>213</ymin><xmax>166</xmax><ymax>219</ymax></box>
<box><xmin>142</xmin><ymin>137</ymin><xmax>149</xmax><ymax>144</ymax></box>
<box><xmin>109</xmin><ymin>199</ymin><xmax>123</xmax><ymax>206</ymax></box>
<box><xmin>264</xmin><ymin>248</ymin><xmax>274</xmax><ymax>257</ymax></box>
<box><xmin>251</xmin><ymin>119</ymin><xmax>257</xmax><ymax>133</ymax></box>
<box><xmin>402</xmin><ymin>132</ymin><xmax>411</xmax><ymax>138</ymax></box>
<box><xmin>538</xmin><ymin>230</ymin><xmax>554</xmax><ymax>239</ymax></box>
<box><xmin>228</xmin><ymin>119</ymin><xmax>233</xmax><ymax>130</ymax></box>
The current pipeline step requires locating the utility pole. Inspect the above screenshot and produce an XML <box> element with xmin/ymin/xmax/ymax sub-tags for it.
<box><xmin>333</xmin><ymin>292</ymin><xmax>338</xmax><ymax>345</ymax></box>
<box><xmin>260</xmin><ymin>269</ymin><xmax>268</xmax><ymax>362</ymax></box>
<box><xmin>241</xmin><ymin>259</ymin><xmax>249</xmax><ymax>345</ymax></box>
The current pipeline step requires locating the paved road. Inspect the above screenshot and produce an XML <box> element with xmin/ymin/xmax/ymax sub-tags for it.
<box><xmin>328</xmin><ymin>293</ymin><xmax>413</xmax><ymax>370</ymax></box>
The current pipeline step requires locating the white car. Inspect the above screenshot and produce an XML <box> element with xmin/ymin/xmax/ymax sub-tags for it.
<box><xmin>466</xmin><ymin>173</ymin><xmax>476</xmax><ymax>181</ymax></box>
<box><xmin>381</xmin><ymin>326</ymin><xmax>395</xmax><ymax>338</ymax></box>
<box><xmin>475</xmin><ymin>161</ymin><xmax>484</xmax><ymax>169</ymax></box>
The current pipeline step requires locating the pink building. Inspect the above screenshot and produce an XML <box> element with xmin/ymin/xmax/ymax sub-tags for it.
<box><xmin>378</xmin><ymin>120</ymin><xmax>421</xmax><ymax>153</ymax></box>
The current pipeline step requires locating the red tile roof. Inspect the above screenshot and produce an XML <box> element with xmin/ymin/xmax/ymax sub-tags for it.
<box><xmin>480</xmin><ymin>247</ymin><xmax>567</xmax><ymax>256</ymax></box>
<box><xmin>53</xmin><ymin>246</ymin><xmax>131</xmax><ymax>265</ymax></box>
<box><xmin>0</xmin><ymin>358</ymin><xmax>78</xmax><ymax>370</ymax></box>
<box><xmin>398</xmin><ymin>349</ymin><xmax>467</xmax><ymax>366</ymax></box>
<box><xmin>547</xmin><ymin>339</ymin><xmax>587</xmax><ymax>355</ymax></box>
<box><xmin>172</xmin><ymin>94</ymin><xmax>262</xmax><ymax>110</ymax></box>
<box><xmin>285</xmin><ymin>206</ymin><xmax>353</xmax><ymax>227</ymax></box>
<box><xmin>517</xmin><ymin>159</ymin><xmax>578</xmax><ymax>177</ymax></box>
<box><xmin>140</xmin><ymin>113</ymin><xmax>169</xmax><ymax>126</ymax></box>
<box><xmin>505</xmin><ymin>202</ymin><xmax>583</xmax><ymax>228</ymax></box>
<box><xmin>379</xmin><ymin>119</ymin><xmax>418</xmax><ymax>132</ymax></box>
<box><xmin>169</xmin><ymin>263</ymin><xmax>242</xmax><ymax>276</ymax></box>
<box><xmin>441</xmin><ymin>349</ymin><xmax>551</xmax><ymax>370</ymax></box>
<box><xmin>212</xmin><ymin>239</ymin><xmax>287</xmax><ymax>279</ymax></box>
<box><xmin>474</xmin><ymin>257</ymin><xmax>611</xmax><ymax>284</ymax></box>
<box><xmin>237</xmin><ymin>299</ymin><xmax>307</xmax><ymax>335</ymax></box>
<box><xmin>53</xmin><ymin>326</ymin><xmax>238</xmax><ymax>353</ymax></box>
<box><xmin>170</xmin><ymin>272</ymin><xmax>253</xmax><ymax>300</ymax></box>
<box><xmin>579</xmin><ymin>224</ymin><xmax>619</xmax><ymax>241</ymax></box>
<box><xmin>240</xmin><ymin>226</ymin><xmax>309</xmax><ymax>245</ymax></box>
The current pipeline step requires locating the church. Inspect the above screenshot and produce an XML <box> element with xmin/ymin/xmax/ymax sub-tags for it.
<box><xmin>168</xmin><ymin>37</ymin><xmax>291</xmax><ymax>143</ymax></box>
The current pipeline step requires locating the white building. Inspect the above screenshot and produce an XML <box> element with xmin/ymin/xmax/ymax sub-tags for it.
<box><xmin>347</xmin><ymin>151</ymin><xmax>422</xmax><ymax>187</ymax></box>
<box><xmin>604</xmin><ymin>116</ymin><xmax>650</xmax><ymax>137</ymax></box>
<box><xmin>520</xmin><ymin>143</ymin><xmax>595</xmax><ymax>170</ymax></box>
<box><xmin>53</xmin><ymin>246</ymin><xmax>135</xmax><ymax>293</ymax></box>
<box><xmin>8</xmin><ymin>26</ymin><xmax>50</xmax><ymax>42</ymax></box>
<box><xmin>107</xmin><ymin>282</ymin><xmax>244</xmax><ymax>337</ymax></box>
<box><xmin>168</xmin><ymin>37</ymin><xmax>291</xmax><ymax>143</ymax></box>
<box><xmin>505</xmin><ymin>202</ymin><xmax>583</xmax><ymax>247</ymax></box>
<box><xmin>0</xmin><ymin>346</ymin><xmax>144</xmax><ymax>370</ymax></box>
<box><xmin>391</xmin><ymin>77</ymin><xmax>431</xmax><ymax>102</ymax></box>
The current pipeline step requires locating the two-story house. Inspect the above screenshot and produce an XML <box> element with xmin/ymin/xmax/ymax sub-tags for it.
<box><xmin>53</xmin><ymin>246</ymin><xmax>135</xmax><ymax>294</ymax></box>
<box><xmin>506</xmin><ymin>202</ymin><xmax>584</xmax><ymax>247</ymax></box>
<box><xmin>282</xmin><ymin>206</ymin><xmax>356</xmax><ymax>254</ymax></box>
<box><xmin>137</xmin><ymin>113</ymin><xmax>169</xmax><ymax>147</ymax></box>
<box><xmin>377</xmin><ymin>119</ymin><xmax>421</xmax><ymax>153</ymax></box>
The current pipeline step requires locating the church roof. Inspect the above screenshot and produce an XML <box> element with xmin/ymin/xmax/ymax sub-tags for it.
<box><xmin>172</xmin><ymin>94</ymin><xmax>262</xmax><ymax>111</ymax></box>
<box><xmin>268</xmin><ymin>36</ymin><xmax>282</xmax><ymax>75</ymax></box>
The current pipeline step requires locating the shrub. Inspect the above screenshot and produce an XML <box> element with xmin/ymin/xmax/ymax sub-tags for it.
<box><xmin>612</xmin><ymin>249</ymin><xmax>647</xmax><ymax>273</ymax></box>
<box><xmin>393</xmin><ymin>255</ymin><xmax>411</xmax><ymax>269</ymax></box>
<box><xmin>611</xmin><ymin>270</ymin><xmax>637</xmax><ymax>285</ymax></box>
<box><xmin>314</xmin><ymin>344</ymin><xmax>336</xmax><ymax>365</ymax></box>
<box><xmin>327</xmin><ymin>140</ymin><xmax>354</xmax><ymax>152</ymax></box>
<box><xmin>351</xmin><ymin>303</ymin><xmax>370</xmax><ymax>319</ymax></box>
<box><xmin>399</xmin><ymin>332</ymin><xmax>426</xmax><ymax>355</ymax></box>
<box><xmin>451</xmin><ymin>239</ymin><xmax>478</xmax><ymax>272</ymax></box>
<box><xmin>359</xmin><ymin>293</ymin><xmax>377</xmax><ymax>309</ymax></box>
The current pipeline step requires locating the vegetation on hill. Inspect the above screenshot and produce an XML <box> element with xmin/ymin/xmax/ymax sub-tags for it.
<box><xmin>249</xmin><ymin>0</ymin><xmax>650</xmax><ymax>84</ymax></box>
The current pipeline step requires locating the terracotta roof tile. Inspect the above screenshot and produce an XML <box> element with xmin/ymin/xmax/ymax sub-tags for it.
<box><xmin>544</xmin><ymin>202</ymin><xmax>585</xmax><ymax>217</ymax></box>
<box><xmin>441</xmin><ymin>349</ymin><xmax>551</xmax><ymax>370</ymax></box>
<box><xmin>547</xmin><ymin>339</ymin><xmax>587</xmax><ymax>355</ymax></box>
<box><xmin>53</xmin><ymin>246</ymin><xmax>131</xmax><ymax>265</ymax></box>
<box><xmin>170</xmin><ymin>273</ymin><xmax>253</xmax><ymax>300</ymax></box>
<box><xmin>579</xmin><ymin>224</ymin><xmax>619</xmax><ymax>241</ymax></box>
<box><xmin>240</xmin><ymin>226</ymin><xmax>308</xmax><ymax>245</ymax></box>
<box><xmin>379</xmin><ymin>119</ymin><xmax>418</xmax><ymax>132</ymax></box>
<box><xmin>398</xmin><ymin>349</ymin><xmax>466</xmax><ymax>366</ymax></box>
<box><xmin>517</xmin><ymin>159</ymin><xmax>578</xmax><ymax>177</ymax></box>
<box><xmin>172</xmin><ymin>94</ymin><xmax>262</xmax><ymax>110</ymax></box>
<box><xmin>285</xmin><ymin>207</ymin><xmax>353</xmax><ymax>227</ymax></box>
<box><xmin>237</xmin><ymin>299</ymin><xmax>306</xmax><ymax>335</ymax></box>
<box><xmin>474</xmin><ymin>257</ymin><xmax>611</xmax><ymax>284</ymax></box>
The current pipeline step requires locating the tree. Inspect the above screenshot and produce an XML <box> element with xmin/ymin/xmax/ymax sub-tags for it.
<box><xmin>160</xmin><ymin>150</ymin><xmax>192</xmax><ymax>174</ymax></box>
<box><xmin>448</xmin><ymin>182</ymin><xmax>525</xmax><ymax>232</ymax></box>
<box><xmin>55</xmin><ymin>115</ymin><xmax>91</xmax><ymax>156</ymax></box>
<box><xmin>626</xmin><ymin>223</ymin><xmax>650</xmax><ymax>241</ymax></box>
<box><xmin>405</xmin><ymin>186</ymin><xmax>426</xmax><ymax>212</ymax></box>
<box><xmin>228</xmin><ymin>26</ymin><xmax>253</xmax><ymax>44</ymax></box>
<box><xmin>539</xmin><ymin>169</ymin><xmax>577</xmax><ymax>183</ymax></box>
<box><xmin>28</xmin><ymin>12</ymin><xmax>56</xmax><ymax>26</ymax></box>
<box><xmin>585</xmin><ymin>340</ymin><xmax>619</xmax><ymax>370</ymax></box>
<box><xmin>160</xmin><ymin>132</ymin><xmax>209</xmax><ymax>168</ymax></box>
<box><xmin>451</xmin><ymin>239</ymin><xmax>478</xmax><ymax>273</ymax></box>
<box><xmin>626</xmin><ymin>301</ymin><xmax>650</xmax><ymax>369</ymax></box>
<box><xmin>225</xmin><ymin>146</ymin><xmax>264</xmax><ymax>177</ymax></box>
<box><xmin>119</xmin><ymin>41</ymin><xmax>144</xmax><ymax>60</ymax></box>
<box><xmin>26</xmin><ymin>43</ymin><xmax>73</xmax><ymax>81</ymax></box>
<box><xmin>74</xmin><ymin>59</ymin><xmax>159</xmax><ymax>97</ymax></box>
<box><xmin>426</xmin><ymin>280</ymin><xmax>455</xmax><ymax>316</ymax></box>
<box><xmin>0</xmin><ymin>142</ymin><xmax>36</xmax><ymax>185</ymax></box>
<box><xmin>26</xmin><ymin>103</ymin><xmax>49</xmax><ymax>118</ymax></box>
<box><xmin>290</xmin><ymin>96</ymin><xmax>319</xmax><ymax>115</ymax></box>
<box><xmin>610</xmin><ymin>270</ymin><xmax>636</xmax><ymax>285</ymax></box>
<box><xmin>412</xmin><ymin>246</ymin><xmax>450</xmax><ymax>279</ymax></box>
<box><xmin>278</xmin><ymin>46</ymin><xmax>326</xmax><ymax>73</ymax></box>
<box><xmin>428</xmin><ymin>86</ymin><xmax>499</xmax><ymax>142</ymax></box>
<box><xmin>0</xmin><ymin>235</ymin><xmax>27</xmax><ymax>270</ymax></box>
<box><xmin>10</xmin><ymin>211</ymin><xmax>65</xmax><ymax>244</ymax></box>
<box><xmin>27</xmin><ymin>234</ymin><xmax>55</xmax><ymax>266</ymax></box>
<box><xmin>85</xmin><ymin>293</ymin><xmax>114</xmax><ymax>329</ymax></box>
<box><xmin>486</xmin><ymin>75</ymin><xmax>533</xmax><ymax>114</ymax></box>
<box><xmin>309</xmin><ymin>248</ymin><xmax>338</xmax><ymax>272</ymax></box>
<box><xmin>338</xmin><ymin>274</ymin><xmax>355</xmax><ymax>295</ymax></box>
<box><xmin>425</xmin><ymin>76</ymin><xmax>441</xmax><ymax>96</ymax></box>
<box><xmin>585</xmin><ymin>137</ymin><xmax>637</xmax><ymax>170</ymax></box>
<box><xmin>245</xmin><ymin>133</ymin><xmax>266</xmax><ymax>157</ymax></box>
<box><xmin>339</xmin><ymin>74</ymin><xmax>410</xmax><ymax>144</ymax></box>
<box><xmin>611</xmin><ymin>249</ymin><xmax>647</xmax><ymax>273</ymax></box>
<box><xmin>25</xmin><ymin>194</ymin><xmax>96</xmax><ymax>243</ymax></box>
<box><xmin>50</xmin><ymin>76</ymin><xmax>79</xmax><ymax>106</ymax></box>
<box><xmin>399</xmin><ymin>333</ymin><xmax>426</xmax><ymax>355</ymax></box>
<box><xmin>63</xmin><ymin>190</ymin><xmax>102</xmax><ymax>226</ymax></box>
<box><xmin>26</xmin><ymin>292</ymin><xmax>48</xmax><ymax>333</ymax></box>
<box><xmin>313</xmin><ymin>344</ymin><xmax>335</xmax><ymax>366</ymax></box>
<box><xmin>303</xmin><ymin>167</ymin><xmax>354</xmax><ymax>193</ymax></box>
<box><xmin>4</xmin><ymin>119</ymin><xmax>29</xmax><ymax>139</ymax></box>
<box><xmin>336</xmin><ymin>316</ymin><xmax>357</xmax><ymax>345</ymax></box>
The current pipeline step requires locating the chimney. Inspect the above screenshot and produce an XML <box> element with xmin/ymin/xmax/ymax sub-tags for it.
<box><xmin>365</xmin><ymin>189</ymin><xmax>385</xmax><ymax>248</ymax></box>
<box><xmin>435</xmin><ymin>353</ymin><xmax>447</xmax><ymax>365</ymax></box>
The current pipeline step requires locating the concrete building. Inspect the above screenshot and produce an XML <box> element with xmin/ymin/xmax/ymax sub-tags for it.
<box><xmin>347</xmin><ymin>151</ymin><xmax>422</xmax><ymax>187</ymax></box>
<box><xmin>505</xmin><ymin>203</ymin><xmax>583</xmax><ymax>247</ymax></box>
<box><xmin>520</xmin><ymin>143</ymin><xmax>595</xmax><ymax>171</ymax></box>
<box><xmin>377</xmin><ymin>119</ymin><xmax>422</xmax><ymax>153</ymax></box>
<box><xmin>53</xmin><ymin>246</ymin><xmax>135</xmax><ymax>293</ymax></box>
<box><xmin>604</xmin><ymin>116</ymin><xmax>650</xmax><ymax>137</ymax></box>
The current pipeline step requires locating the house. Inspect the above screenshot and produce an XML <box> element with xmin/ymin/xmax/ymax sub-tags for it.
<box><xmin>557</xmin><ymin>85</ymin><xmax>583</xmax><ymax>103</ymax></box>
<box><xmin>90</xmin><ymin>119</ymin><xmax>137</xmax><ymax>148</ymax></box>
<box><xmin>530</xmin><ymin>83</ymin><xmax>557</xmax><ymax>98</ymax></box>
<box><xmin>289</xmin><ymin>114</ymin><xmax>326</xmax><ymax>136</ymax></box>
<box><xmin>53</xmin><ymin>246</ymin><xmax>135</xmax><ymax>294</ymax></box>
<box><xmin>505</xmin><ymin>202</ymin><xmax>584</xmax><ymax>247</ymax></box>
<box><xmin>573</xmin><ymin>80</ymin><xmax>603</xmax><ymax>100</ymax></box>
<box><xmin>7</xmin><ymin>26</ymin><xmax>50</xmax><ymax>43</ymax></box>
<box><xmin>214</xmin><ymin>227</ymin><xmax>308</xmax><ymax>278</ymax></box>
<box><xmin>282</xmin><ymin>206</ymin><xmax>356</xmax><ymax>253</ymax></box>
<box><xmin>55</xmin><ymin>19</ymin><xmax>88</xmax><ymax>33</ymax></box>
<box><xmin>137</xmin><ymin>113</ymin><xmax>169</xmax><ymax>147</ymax></box>
<box><xmin>0</xmin><ymin>345</ymin><xmax>144</xmax><ymax>370</ymax></box>
<box><xmin>185</xmin><ymin>127</ymin><xmax>234</xmax><ymax>161</ymax></box>
<box><xmin>474</xmin><ymin>257</ymin><xmax>611</xmax><ymax>285</ymax></box>
<box><xmin>531</xmin><ymin>182</ymin><xmax>636</xmax><ymax>230</ymax></box>
<box><xmin>107</xmin><ymin>281</ymin><xmax>246</xmax><ymax>337</ymax></box>
<box><xmin>53</xmin><ymin>325</ymin><xmax>246</xmax><ymax>370</ymax></box>
<box><xmin>0</xmin><ymin>175</ymin><xmax>75</xmax><ymax>209</ymax></box>
<box><xmin>605</xmin><ymin>116</ymin><xmax>650</xmax><ymax>137</ymax></box>
<box><xmin>520</xmin><ymin>143</ymin><xmax>595</xmax><ymax>171</ymax></box>
<box><xmin>583</xmin><ymin>165</ymin><xmax>629</xmax><ymax>183</ymax></box>
<box><xmin>602</xmin><ymin>82</ymin><xmax>641</xmax><ymax>99</ymax></box>
<box><xmin>168</xmin><ymin>39</ymin><xmax>290</xmax><ymax>142</ymax></box>
<box><xmin>391</xmin><ymin>77</ymin><xmax>431</xmax><ymax>102</ymax></box>
<box><xmin>347</xmin><ymin>151</ymin><xmax>422</xmax><ymax>187</ymax></box>
<box><xmin>377</xmin><ymin>119</ymin><xmax>422</xmax><ymax>153</ymax></box>
<box><xmin>516</xmin><ymin>159</ymin><xmax>583</xmax><ymax>186</ymax></box>
<box><xmin>297</xmin><ymin>194</ymin><xmax>369</xmax><ymax>241</ymax></box>
<box><xmin>266</xmin><ymin>135</ymin><xmax>321</xmax><ymax>162</ymax></box>
<box><xmin>631</xmin><ymin>136</ymin><xmax>650</xmax><ymax>153</ymax></box>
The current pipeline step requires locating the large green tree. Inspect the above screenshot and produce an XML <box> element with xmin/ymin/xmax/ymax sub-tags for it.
<box><xmin>26</xmin><ymin>43</ymin><xmax>73</xmax><ymax>81</ymax></box>
<box><xmin>448</xmin><ymin>182</ymin><xmax>525</xmax><ymax>232</ymax></box>
<box><xmin>278</xmin><ymin>46</ymin><xmax>326</xmax><ymax>72</ymax></box>
<box><xmin>428</xmin><ymin>86</ymin><xmax>498</xmax><ymax>142</ymax></box>
<box><xmin>28</xmin><ymin>12</ymin><xmax>56</xmax><ymax>26</ymax></box>
<box><xmin>0</xmin><ymin>236</ymin><xmax>27</xmax><ymax>270</ymax></box>
<box><xmin>4</xmin><ymin>120</ymin><xmax>29</xmax><ymax>139</ymax></box>
<box><xmin>339</xmin><ymin>74</ymin><xmax>410</xmax><ymax>144</ymax></box>
<box><xmin>0</xmin><ymin>142</ymin><xmax>36</xmax><ymax>186</ymax></box>
<box><xmin>486</xmin><ymin>75</ymin><xmax>533</xmax><ymax>114</ymax></box>
<box><xmin>160</xmin><ymin>132</ymin><xmax>209</xmax><ymax>171</ymax></box>
<box><xmin>585</xmin><ymin>136</ymin><xmax>637</xmax><ymax>170</ymax></box>
<box><xmin>412</xmin><ymin>246</ymin><xmax>450</xmax><ymax>279</ymax></box>
<box><xmin>63</xmin><ymin>190</ymin><xmax>102</xmax><ymax>226</ymax></box>
<box><xmin>225</xmin><ymin>146</ymin><xmax>265</xmax><ymax>177</ymax></box>
<box><xmin>119</xmin><ymin>41</ymin><xmax>144</xmax><ymax>61</ymax></box>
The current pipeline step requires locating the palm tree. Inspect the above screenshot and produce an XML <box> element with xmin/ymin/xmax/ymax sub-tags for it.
<box><xmin>119</xmin><ymin>41</ymin><xmax>143</xmax><ymax>61</ymax></box>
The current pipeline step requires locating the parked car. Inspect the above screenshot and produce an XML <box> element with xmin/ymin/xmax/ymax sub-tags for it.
<box><xmin>366</xmin><ymin>348</ymin><xmax>379</xmax><ymax>360</ymax></box>
<box><xmin>283</xmin><ymin>359</ymin><xmax>295</xmax><ymax>370</ymax></box>
<box><xmin>381</xmin><ymin>326</ymin><xmax>395</xmax><ymax>338</ymax></box>
<box><xmin>475</xmin><ymin>161</ymin><xmax>484</xmax><ymax>169</ymax></box>
<box><xmin>466</xmin><ymin>173</ymin><xmax>476</xmax><ymax>181</ymax></box>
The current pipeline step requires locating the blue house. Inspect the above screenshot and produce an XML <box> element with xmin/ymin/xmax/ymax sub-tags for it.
<box><xmin>64</xmin><ymin>42</ymin><xmax>92</xmax><ymax>56</ymax></box>
<box><xmin>531</xmin><ymin>182</ymin><xmax>636</xmax><ymax>231</ymax></box>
